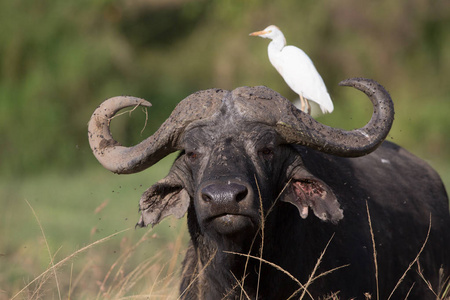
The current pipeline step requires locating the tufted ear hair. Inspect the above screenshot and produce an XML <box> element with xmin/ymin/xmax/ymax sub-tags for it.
<box><xmin>282</xmin><ymin>167</ymin><xmax>343</xmax><ymax>224</ymax></box>
<box><xmin>137</xmin><ymin>158</ymin><xmax>190</xmax><ymax>227</ymax></box>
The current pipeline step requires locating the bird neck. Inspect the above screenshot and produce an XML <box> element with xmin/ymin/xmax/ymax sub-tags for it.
<box><xmin>268</xmin><ymin>34</ymin><xmax>286</xmax><ymax>53</ymax></box>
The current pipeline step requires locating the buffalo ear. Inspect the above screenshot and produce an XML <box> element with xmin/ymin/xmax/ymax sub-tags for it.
<box><xmin>282</xmin><ymin>169</ymin><xmax>343</xmax><ymax>223</ymax></box>
<box><xmin>137</xmin><ymin>171</ymin><xmax>190</xmax><ymax>227</ymax></box>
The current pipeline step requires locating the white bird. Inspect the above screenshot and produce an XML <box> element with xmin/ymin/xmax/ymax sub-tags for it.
<box><xmin>250</xmin><ymin>25</ymin><xmax>333</xmax><ymax>115</ymax></box>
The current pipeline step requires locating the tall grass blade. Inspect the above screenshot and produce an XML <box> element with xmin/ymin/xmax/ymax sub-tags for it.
<box><xmin>366</xmin><ymin>201</ymin><xmax>379</xmax><ymax>300</ymax></box>
<box><xmin>254</xmin><ymin>175</ymin><xmax>264</xmax><ymax>300</ymax></box>
<box><xmin>11</xmin><ymin>228</ymin><xmax>131</xmax><ymax>300</ymax></box>
<box><xmin>387</xmin><ymin>214</ymin><xmax>432</xmax><ymax>300</ymax></box>
<box><xmin>25</xmin><ymin>199</ymin><xmax>62</xmax><ymax>300</ymax></box>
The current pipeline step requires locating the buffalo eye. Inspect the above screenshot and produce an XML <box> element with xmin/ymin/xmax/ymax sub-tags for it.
<box><xmin>186</xmin><ymin>151</ymin><xmax>199</xmax><ymax>162</ymax></box>
<box><xmin>258</xmin><ymin>147</ymin><xmax>274</xmax><ymax>160</ymax></box>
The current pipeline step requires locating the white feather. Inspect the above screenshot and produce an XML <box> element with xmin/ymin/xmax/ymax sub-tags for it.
<box><xmin>250</xmin><ymin>25</ymin><xmax>334</xmax><ymax>114</ymax></box>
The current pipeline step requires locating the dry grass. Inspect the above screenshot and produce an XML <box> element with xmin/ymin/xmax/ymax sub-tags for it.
<box><xmin>224</xmin><ymin>196</ymin><xmax>448</xmax><ymax>300</ymax></box>
<box><xmin>366</xmin><ymin>201</ymin><xmax>379</xmax><ymax>300</ymax></box>
<box><xmin>108</xmin><ymin>103</ymin><xmax>149</xmax><ymax>137</ymax></box>
<box><xmin>6</xmin><ymin>187</ymin><xmax>449</xmax><ymax>300</ymax></box>
<box><xmin>225</xmin><ymin>179</ymin><xmax>349</xmax><ymax>300</ymax></box>
<box><xmin>4</xmin><ymin>200</ymin><xmax>185</xmax><ymax>300</ymax></box>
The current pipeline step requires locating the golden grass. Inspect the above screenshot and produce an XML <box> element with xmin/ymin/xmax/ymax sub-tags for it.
<box><xmin>6</xmin><ymin>188</ymin><xmax>449</xmax><ymax>300</ymax></box>
<box><xmin>10</xmin><ymin>230</ymin><xmax>133</xmax><ymax>299</ymax></box>
<box><xmin>366</xmin><ymin>201</ymin><xmax>379</xmax><ymax>300</ymax></box>
<box><xmin>223</xmin><ymin>197</ymin><xmax>447</xmax><ymax>300</ymax></box>
<box><xmin>224</xmin><ymin>179</ymin><xmax>348</xmax><ymax>300</ymax></box>
<box><xmin>386</xmin><ymin>214</ymin><xmax>431</xmax><ymax>300</ymax></box>
<box><xmin>5</xmin><ymin>199</ymin><xmax>184</xmax><ymax>300</ymax></box>
<box><xmin>23</xmin><ymin>199</ymin><xmax>62</xmax><ymax>300</ymax></box>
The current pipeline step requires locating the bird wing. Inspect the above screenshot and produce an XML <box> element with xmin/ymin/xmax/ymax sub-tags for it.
<box><xmin>274</xmin><ymin>46</ymin><xmax>334</xmax><ymax>113</ymax></box>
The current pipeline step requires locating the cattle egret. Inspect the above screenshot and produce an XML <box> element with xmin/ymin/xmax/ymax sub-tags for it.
<box><xmin>250</xmin><ymin>25</ymin><xmax>333</xmax><ymax>114</ymax></box>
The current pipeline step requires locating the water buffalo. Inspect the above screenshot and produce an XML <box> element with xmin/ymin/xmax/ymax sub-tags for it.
<box><xmin>88</xmin><ymin>78</ymin><xmax>450</xmax><ymax>299</ymax></box>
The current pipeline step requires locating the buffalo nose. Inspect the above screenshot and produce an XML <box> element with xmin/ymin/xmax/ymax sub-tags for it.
<box><xmin>201</xmin><ymin>183</ymin><xmax>248</xmax><ymax>204</ymax></box>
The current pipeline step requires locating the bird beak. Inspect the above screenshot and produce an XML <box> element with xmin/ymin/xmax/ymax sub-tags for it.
<box><xmin>249</xmin><ymin>29</ymin><xmax>270</xmax><ymax>36</ymax></box>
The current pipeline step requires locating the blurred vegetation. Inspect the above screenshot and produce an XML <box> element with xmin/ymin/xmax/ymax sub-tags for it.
<box><xmin>0</xmin><ymin>0</ymin><xmax>449</xmax><ymax>181</ymax></box>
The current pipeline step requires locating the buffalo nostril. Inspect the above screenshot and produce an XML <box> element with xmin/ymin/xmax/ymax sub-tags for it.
<box><xmin>201</xmin><ymin>183</ymin><xmax>249</xmax><ymax>204</ymax></box>
<box><xmin>202</xmin><ymin>193</ymin><xmax>212</xmax><ymax>202</ymax></box>
<box><xmin>235</xmin><ymin>189</ymin><xmax>248</xmax><ymax>202</ymax></box>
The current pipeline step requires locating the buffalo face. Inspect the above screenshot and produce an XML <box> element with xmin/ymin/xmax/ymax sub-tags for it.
<box><xmin>138</xmin><ymin>119</ymin><xmax>343</xmax><ymax>246</ymax></box>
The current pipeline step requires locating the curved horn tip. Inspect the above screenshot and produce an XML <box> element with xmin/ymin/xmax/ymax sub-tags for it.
<box><xmin>338</xmin><ymin>77</ymin><xmax>363</xmax><ymax>86</ymax></box>
<box><xmin>338</xmin><ymin>78</ymin><xmax>383</xmax><ymax>90</ymax></box>
<box><xmin>103</xmin><ymin>96</ymin><xmax>152</xmax><ymax>109</ymax></box>
<box><xmin>88</xmin><ymin>96</ymin><xmax>154</xmax><ymax>175</ymax></box>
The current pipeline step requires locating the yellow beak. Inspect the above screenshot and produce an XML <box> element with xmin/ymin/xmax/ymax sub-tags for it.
<box><xmin>249</xmin><ymin>29</ymin><xmax>271</xmax><ymax>36</ymax></box>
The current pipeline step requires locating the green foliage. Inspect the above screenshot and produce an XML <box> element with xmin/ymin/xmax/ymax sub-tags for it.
<box><xmin>0</xmin><ymin>0</ymin><xmax>449</xmax><ymax>183</ymax></box>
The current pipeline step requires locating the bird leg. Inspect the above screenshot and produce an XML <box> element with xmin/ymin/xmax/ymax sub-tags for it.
<box><xmin>299</xmin><ymin>94</ymin><xmax>311</xmax><ymax>115</ymax></box>
<box><xmin>300</xmin><ymin>94</ymin><xmax>306</xmax><ymax>112</ymax></box>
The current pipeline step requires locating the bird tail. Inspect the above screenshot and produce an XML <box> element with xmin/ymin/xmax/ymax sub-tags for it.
<box><xmin>319</xmin><ymin>92</ymin><xmax>334</xmax><ymax>114</ymax></box>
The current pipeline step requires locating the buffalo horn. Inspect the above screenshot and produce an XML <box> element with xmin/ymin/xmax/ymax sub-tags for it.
<box><xmin>88</xmin><ymin>90</ymin><xmax>224</xmax><ymax>174</ymax></box>
<box><xmin>275</xmin><ymin>78</ymin><xmax>394</xmax><ymax>157</ymax></box>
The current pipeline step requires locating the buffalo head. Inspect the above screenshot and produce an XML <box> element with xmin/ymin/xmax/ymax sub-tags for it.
<box><xmin>88</xmin><ymin>78</ymin><xmax>396</xmax><ymax>297</ymax></box>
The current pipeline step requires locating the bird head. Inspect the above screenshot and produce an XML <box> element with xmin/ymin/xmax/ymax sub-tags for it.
<box><xmin>249</xmin><ymin>25</ymin><xmax>282</xmax><ymax>39</ymax></box>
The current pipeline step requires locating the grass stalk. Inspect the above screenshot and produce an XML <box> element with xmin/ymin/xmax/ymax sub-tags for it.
<box><xmin>366</xmin><ymin>201</ymin><xmax>379</xmax><ymax>300</ymax></box>
<box><xmin>403</xmin><ymin>282</ymin><xmax>415</xmax><ymax>299</ymax></box>
<box><xmin>299</xmin><ymin>234</ymin><xmax>335</xmax><ymax>298</ymax></box>
<box><xmin>224</xmin><ymin>251</ymin><xmax>314</xmax><ymax>299</ymax></box>
<box><xmin>178</xmin><ymin>248</ymin><xmax>217</xmax><ymax>299</ymax></box>
<box><xmin>238</xmin><ymin>178</ymin><xmax>293</xmax><ymax>299</ymax></box>
<box><xmin>11</xmin><ymin>227</ymin><xmax>131</xmax><ymax>300</ymax></box>
<box><xmin>68</xmin><ymin>263</ymin><xmax>73</xmax><ymax>300</ymax></box>
<box><xmin>255</xmin><ymin>175</ymin><xmax>265</xmax><ymax>300</ymax></box>
<box><xmin>387</xmin><ymin>214</ymin><xmax>432</xmax><ymax>300</ymax></box>
<box><xmin>231</xmin><ymin>272</ymin><xmax>251</xmax><ymax>300</ymax></box>
<box><xmin>25</xmin><ymin>199</ymin><xmax>62</xmax><ymax>300</ymax></box>
<box><xmin>98</xmin><ymin>227</ymin><xmax>155</xmax><ymax>298</ymax></box>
